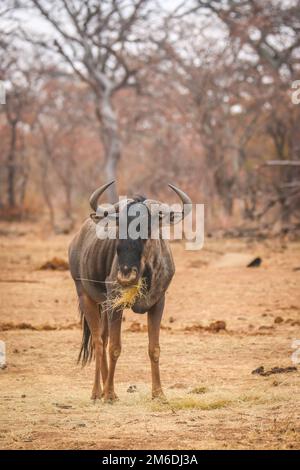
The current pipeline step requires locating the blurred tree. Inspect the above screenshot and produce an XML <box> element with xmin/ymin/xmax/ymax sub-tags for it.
<box><xmin>24</xmin><ymin>0</ymin><xmax>154</xmax><ymax>202</ymax></box>
<box><xmin>194</xmin><ymin>0</ymin><xmax>300</xmax><ymax>75</ymax></box>
<box><xmin>0</xmin><ymin>0</ymin><xmax>299</xmax><ymax>234</ymax></box>
<box><xmin>0</xmin><ymin>27</ymin><xmax>35</xmax><ymax>213</ymax></box>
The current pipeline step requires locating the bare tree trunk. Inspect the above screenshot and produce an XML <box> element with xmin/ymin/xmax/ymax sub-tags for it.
<box><xmin>41</xmin><ymin>168</ymin><xmax>55</xmax><ymax>228</ymax></box>
<box><xmin>61</xmin><ymin>176</ymin><xmax>74</xmax><ymax>232</ymax></box>
<box><xmin>20</xmin><ymin>173</ymin><xmax>28</xmax><ymax>204</ymax></box>
<box><xmin>39</xmin><ymin>125</ymin><xmax>55</xmax><ymax>228</ymax></box>
<box><xmin>97</xmin><ymin>91</ymin><xmax>121</xmax><ymax>203</ymax></box>
<box><xmin>18</xmin><ymin>134</ymin><xmax>30</xmax><ymax>214</ymax></box>
<box><xmin>7</xmin><ymin>120</ymin><xmax>17</xmax><ymax>208</ymax></box>
<box><xmin>29</xmin><ymin>1</ymin><xmax>149</xmax><ymax>203</ymax></box>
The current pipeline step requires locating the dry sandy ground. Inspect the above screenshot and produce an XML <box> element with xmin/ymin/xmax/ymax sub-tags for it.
<box><xmin>0</xmin><ymin>221</ymin><xmax>300</xmax><ymax>450</ymax></box>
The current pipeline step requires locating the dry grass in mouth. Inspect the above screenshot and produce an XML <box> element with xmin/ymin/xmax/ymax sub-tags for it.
<box><xmin>103</xmin><ymin>277</ymin><xmax>147</xmax><ymax>312</ymax></box>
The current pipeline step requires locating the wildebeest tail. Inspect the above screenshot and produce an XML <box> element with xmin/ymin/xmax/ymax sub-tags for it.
<box><xmin>78</xmin><ymin>302</ymin><xmax>93</xmax><ymax>366</ymax></box>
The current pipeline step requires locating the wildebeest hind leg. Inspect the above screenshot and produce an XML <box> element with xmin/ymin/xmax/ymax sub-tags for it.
<box><xmin>80</xmin><ymin>292</ymin><xmax>103</xmax><ymax>401</ymax></box>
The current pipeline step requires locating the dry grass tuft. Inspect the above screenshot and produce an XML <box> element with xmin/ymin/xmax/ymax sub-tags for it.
<box><xmin>189</xmin><ymin>386</ymin><xmax>208</xmax><ymax>395</ymax></box>
<box><xmin>150</xmin><ymin>396</ymin><xmax>232</xmax><ymax>412</ymax></box>
<box><xmin>103</xmin><ymin>277</ymin><xmax>147</xmax><ymax>312</ymax></box>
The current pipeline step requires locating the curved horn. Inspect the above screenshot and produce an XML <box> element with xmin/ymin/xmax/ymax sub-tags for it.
<box><xmin>168</xmin><ymin>184</ymin><xmax>192</xmax><ymax>223</ymax></box>
<box><xmin>144</xmin><ymin>185</ymin><xmax>192</xmax><ymax>224</ymax></box>
<box><xmin>89</xmin><ymin>181</ymin><xmax>115</xmax><ymax>212</ymax></box>
<box><xmin>168</xmin><ymin>184</ymin><xmax>192</xmax><ymax>213</ymax></box>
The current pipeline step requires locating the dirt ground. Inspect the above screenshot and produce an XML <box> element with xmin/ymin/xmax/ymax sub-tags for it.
<box><xmin>0</xmin><ymin>221</ymin><xmax>300</xmax><ymax>450</ymax></box>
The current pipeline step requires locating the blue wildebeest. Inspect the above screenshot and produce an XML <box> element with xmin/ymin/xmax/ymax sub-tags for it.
<box><xmin>69</xmin><ymin>181</ymin><xmax>191</xmax><ymax>401</ymax></box>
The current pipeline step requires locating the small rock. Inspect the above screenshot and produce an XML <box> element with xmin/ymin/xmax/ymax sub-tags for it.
<box><xmin>247</xmin><ymin>257</ymin><xmax>262</xmax><ymax>268</ymax></box>
<box><xmin>274</xmin><ymin>316</ymin><xmax>284</xmax><ymax>324</ymax></box>
<box><xmin>252</xmin><ymin>366</ymin><xmax>265</xmax><ymax>375</ymax></box>
<box><xmin>207</xmin><ymin>320</ymin><xmax>226</xmax><ymax>333</ymax></box>
<box><xmin>252</xmin><ymin>365</ymin><xmax>297</xmax><ymax>377</ymax></box>
<box><xmin>127</xmin><ymin>385</ymin><xmax>137</xmax><ymax>393</ymax></box>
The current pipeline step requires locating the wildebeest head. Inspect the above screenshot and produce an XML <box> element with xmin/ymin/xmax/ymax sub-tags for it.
<box><xmin>89</xmin><ymin>181</ymin><xmax>192</xmax><ymax>287</ymax></box>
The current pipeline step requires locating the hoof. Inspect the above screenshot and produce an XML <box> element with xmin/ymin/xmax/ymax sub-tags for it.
<box><xmin>102</xmin><ymin>391</ymin><xmax>119</xmax><ymax>403</ymax></box>
<box><xmin>91</xmin><ymin>390</ymin><xmax>102</xmax><ymax>401</ymax></box>
<box><xmin>152</xmin><ymin>391</ymin><xmax>168</xmax><ymax>403</ymax></box>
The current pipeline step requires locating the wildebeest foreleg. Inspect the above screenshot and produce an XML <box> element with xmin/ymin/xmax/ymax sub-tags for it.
<box><xmin>148</xmin><ymin>296</ymin><xmax>166</xmax><ymax>399</ymax></box>
<box><xmin>100</xmin><ymin>309</ymin><xmax>109</xmax><ymax>388</ymax></box>
<box><xmin>80</xmin><ymin>293</ymin><xmax>103</xmax><ymax>400</ymax></box>
<box><xmin>103</xmin><ymin>310</ymin><xmax>123</xmax><ymax>402</ymax></box>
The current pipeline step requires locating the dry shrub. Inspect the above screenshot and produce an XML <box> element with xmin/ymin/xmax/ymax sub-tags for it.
<box><xmin>39</xmin><ymin>257</ymin><xmax>69</xmax><ymax>271</ymax></box>
<box><xmin>184</xmin><ymin>320</ymin><xmax>227</xmax><ymax>333</ymax></box>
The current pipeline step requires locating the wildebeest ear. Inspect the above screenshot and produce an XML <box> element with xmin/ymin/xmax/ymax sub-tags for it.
<box><xmin>90</xmin><ymin>213</ymin><xmax>102</xmax><ymax>224</ymax></box>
